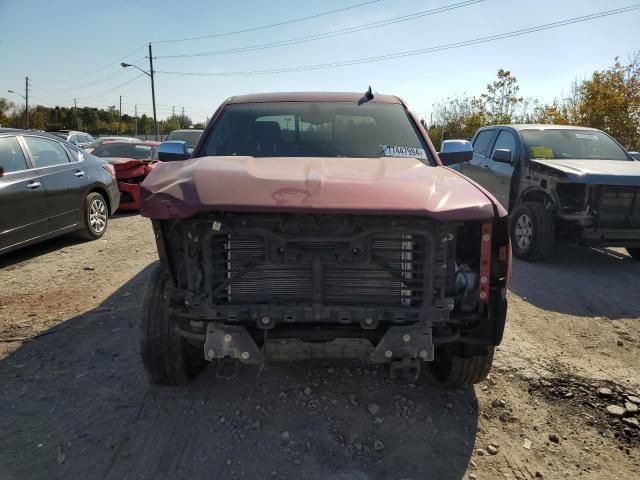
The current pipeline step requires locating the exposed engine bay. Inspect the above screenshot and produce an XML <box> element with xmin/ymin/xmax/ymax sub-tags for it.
<box><xmin>153</xmin><ymin>213</ymin><xmax>509</xmax><ymax>377</ymax></box>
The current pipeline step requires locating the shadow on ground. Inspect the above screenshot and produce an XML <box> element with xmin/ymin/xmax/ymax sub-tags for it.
<box><xmin>510</xmin><ymin>243</ymin><xmax>640</xmax><ymax>319</ymax></box>
<box><xmin>0</xmin><ymin>235</ymin><xmax>84</xmax><ymax>269</ymax></box>
<box><xmin>0</xmin><ymin>212</ymin><xmax>139</xmax><ymax>270</ymax></box>
<box><xmin>0</xmin><ymin>264</ymin><xmax>477</xmax><ymax>480</ymax></box>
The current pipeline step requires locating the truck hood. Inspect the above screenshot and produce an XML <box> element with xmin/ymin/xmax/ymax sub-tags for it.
<box><xmin>139</xmin><ymin>156</ymin><xmax>499</xmax><ymax>221</ymax></box>
<box><xmin>531</xmin><ymin>159</ymin><xmax>640</xmax><ymax>185</ymax></box>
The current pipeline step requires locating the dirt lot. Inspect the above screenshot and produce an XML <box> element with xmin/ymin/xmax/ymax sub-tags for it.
<box><xmin>0</xmin><ymin>214</ymin><xmax>639</xmax><ymax>480</ymax></box>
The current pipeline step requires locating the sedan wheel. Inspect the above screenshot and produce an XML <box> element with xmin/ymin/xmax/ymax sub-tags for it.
<box><xmin>89</xmin><ymin>197</ymin><xmax>108</xmax><ymax>234</ymax></box>
<box><xmin>79</xmin><ymin>192</ymin><xmax>109</xmax><ymax>240</ymax></box>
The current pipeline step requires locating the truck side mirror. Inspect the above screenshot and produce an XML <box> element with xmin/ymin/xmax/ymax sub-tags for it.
<box><xmin>438</xmin><ymin>140</ymin><xmax>473</xmax><ymax>166</ymax></box>
<box><xmin>491</xmin><ymin>149</ymin><xmax>512</xmax><ymax>164</ymax></box>
<box><xmin>158</xmin><ymin>141</ymin><xmax>190</xmax><ymax>162</ymax></box>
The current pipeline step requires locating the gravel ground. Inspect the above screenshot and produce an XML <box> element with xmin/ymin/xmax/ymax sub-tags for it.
<box><xmin>0</xmin><ymin>214</ymin><xmax>639</xmax><ymax>480</ymax></box>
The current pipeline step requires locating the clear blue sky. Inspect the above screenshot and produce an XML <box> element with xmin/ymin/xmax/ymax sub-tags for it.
<box><xmin>1</xmin><ymin>0</ymin><xmax>638</xmax><ymax>123</ymax></box>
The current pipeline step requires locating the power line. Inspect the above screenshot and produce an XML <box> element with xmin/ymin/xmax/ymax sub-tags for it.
<box><xmin>156</xmin><ymin>5</ymin><xmax>640</xmax><ymax>77</ymax></box>
<box><xmin>26</xmin><ymin>2</ymin><xmax>385</xmax><ymax>98</ymax></box>
<box><xmin>157</xmin><ymin>0</ymin><xmax>484</xmax><ymax>59</ymax></box>
<box><xmin>37</xmin><ymin>45</ymin><xmax>147</xmax><ymax>84</ymax></box>
<box><xmin>75</xmin><ymin>73</ymin><xmax>146</xmax><ymax>102</ymax></box>
<box><xmin>34</xmin><ymin>57</ymin><xmax>147</xmax><ymax>92</ymax></box>
<box><xmin>152</xmin><ymin>0</ymin><xmax>383</xmax><ymax>44</ymax></box>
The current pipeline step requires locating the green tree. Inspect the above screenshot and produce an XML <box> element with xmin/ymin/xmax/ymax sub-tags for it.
<box><xmin>0</xmin><ymin>97</ymin><xmax>15</xmax><ymax>127</ymax></box>
<box><xmin>429</xmin><ymin>69</ymin><xmax>527</xmax><ymax>148</ymax></box>
<box><xmin>29</xmin><ymin>106</ymin><xmax>49</xmax><ymax>131</ymax></box>
<box><xmin>429</xmin><ymin>95</ymin><xmax>486</xmax><ymax>149</ymax></box>
<box><xmin>79</xmin><ymin>108</ymin><xmax>99</xmax><ymax>132</ymax></box>
<box><xmin>164</xmin><ymin>113</ymin><xmax>191</xmax><ymax>131</ymax></box>
<box><xmin>138</xmin><ymin>114</ymin><xmax>154</xmax><ymax>137</ymax></box>
<box><xmin>163</xmin><ymin>115</ymin><xmax>181</xmax><ymax>134</ymax></box>
<box><xmin>480</xmin><ymin>69</ymin><xmax>524</xmax><ymax>124</ymax></box>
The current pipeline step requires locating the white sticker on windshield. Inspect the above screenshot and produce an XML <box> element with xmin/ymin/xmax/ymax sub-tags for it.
<box><xmin>575</xmin><ymin>133</ymin><xmax>598</xmax><ymax>140</ymax></box>
<box><xmin>382</xmin><ymin>145</ymin><xmax>427</xmax><ymax>159</ymax></box>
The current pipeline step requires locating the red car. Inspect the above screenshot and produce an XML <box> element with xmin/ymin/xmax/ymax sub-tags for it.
<box><xmin>138</xmin><ymin>91</ymin><xmax>511</xmax><ymax>388</ymax></box>
<box><xmin>91</xmin><ymin>141</ymin><xmax>159</xmax><ymax>210</ymax></box>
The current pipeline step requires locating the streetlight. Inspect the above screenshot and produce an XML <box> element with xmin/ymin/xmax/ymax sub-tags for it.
<box><xmin>121</xmin><ymin>44</ymin><xmax>158</xmax><ymax>140</ymax></box>
<box><xmin>8</xmin><ymin>86</ymin><xmax>28</xmax><ymax>129</ymax></box>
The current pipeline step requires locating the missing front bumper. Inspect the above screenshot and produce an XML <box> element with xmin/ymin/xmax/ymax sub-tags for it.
<box><xmin>201</xmin><ymin>323</ymin><xmax>434</xmax><ymax>365</ymax></box>
<box><xmin>203</xmin><ymin>324</ymin><xmax>264</xmax><ymax>364</ymax></box>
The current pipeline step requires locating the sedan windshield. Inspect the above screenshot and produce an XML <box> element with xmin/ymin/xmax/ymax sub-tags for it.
<box><xmin>92</xmin><ymin>143</ymin><xmax>157</xmax><ymax>160</ymax></box>
<box><xmin>521</xmin><ymin>129</ymin><xmax>630</xmax><ymax>161</ymax></box>
<box><xmin>202</xmin><ymin>102</ymin><xmax>431</xmax><ymax>162</ymax></box>
<box><xmin>88</xmin><ymin>137</ymin><xmax>139</xmax><ymax>149</ymax></box>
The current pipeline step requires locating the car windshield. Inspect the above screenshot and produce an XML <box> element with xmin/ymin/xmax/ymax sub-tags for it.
<box><xmin>92</xmin><ymin>143</ymin><xmax>157</xmax><ymax>160</ymax></box>
<box><xmin>202</xmin><ymin>101</ymin><xmax>431</xmax><ymax>162</ymax></box>
<box><xmin>167</xmin><ymin>130</ymin><xmax>202</xmax><ymax>149</ymax></box>
<box><xmin>521</xmin><ymin>129</ymin><xmax>630</xmax><ymax>161</ymax></box>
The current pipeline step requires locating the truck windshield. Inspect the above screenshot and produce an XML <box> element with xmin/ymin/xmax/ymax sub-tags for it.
<box><xmin>521</xmin><ymin>129</ymin><xmax>630</xmax><ymax>161</ymax></box>
<box><xmin>203</xmin><ymin>101</ymin><xmax>431</xmax><ymax>163</ymax></box>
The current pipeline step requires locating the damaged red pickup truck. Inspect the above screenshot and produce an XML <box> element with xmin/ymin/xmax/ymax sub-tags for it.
<box><xmin>138</xmin><ymin>92</ymin><xmax>510</xmax><ymax>387</ymax></box>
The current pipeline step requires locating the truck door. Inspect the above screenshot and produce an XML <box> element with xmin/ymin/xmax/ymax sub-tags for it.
<box><xmin>461</xmin><ymin>129</ymin><xmax>497</xmax><ymax>191</ymax></box>
<box><xmin>488</xmin><ymin>130</ymin><xmax>517</xmax><ymax>209</ymax></box>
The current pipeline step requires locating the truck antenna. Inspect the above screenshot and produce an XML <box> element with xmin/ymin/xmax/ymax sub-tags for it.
<box><xmin>358</xmin><ymin>86</ymin><xmax>374</xmax><ymax>105</ymax></box>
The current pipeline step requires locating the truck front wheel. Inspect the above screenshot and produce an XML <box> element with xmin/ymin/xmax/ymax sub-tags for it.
<box><xmin>429</xmin><ymin>343</ymin><xmax>495</xmax><ymax>387</ymax></box>
<box><xmin>140</xmin><ymin>265</ymin><xmax>207</xmax><ymax>385</ymax></box>
<box><xmin>510</xmin><ymin>201</ymin><xmax>555</xmax><ymax>261</ymax></box>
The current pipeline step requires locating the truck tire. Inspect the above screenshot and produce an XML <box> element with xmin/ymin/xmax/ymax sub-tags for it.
<box><xmin>429</xmin><ymin>343</ymin><xmax>495</xmax><ymax>387</ymax></box>
<box><xmin>626</xmin><ymin>248</ymin><xmax>640</xmax><ymax>261</ymax></box>
<box><xmin>510</xmin><ymin>201</ymin><xmax>555</xmax><ymax>261</ymax></box>
<box><xmin>140</xmin><ymin>265</ymin><xmax>207</xmax><ymax>385</ymax></box>
<box><xmin>78</xmin><ymin>191</ymin><xmax>108</xmax><ymax>240</ymax></box>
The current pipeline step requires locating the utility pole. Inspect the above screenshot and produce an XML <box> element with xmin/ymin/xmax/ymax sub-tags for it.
<box><xmin>134</xmin><ymin>104</ymin><xmax>138</xmax><ymax>136</ymax></box>
<box><xmin>181</xmin><ymin>106</ymin><xmax>185</xmax><ymax>127</ymax></box>
<box><xmin>440</xmin><ymin>106</ymin><xmax>446</xmax><ymax>146</ymax></box>
<box><xmin>118</xmin><ymin>95</ymin><xmax>122</xmax><ymax>134</ymax></box>
<box><xmin>148</xmin><ymin>43</ymin><xmax>158</xmax><ymax>140</ymax></box>
<box><xmin>25</xmin><ymin>76</ymin><xmax>29</xmax><ymax>129</ymax></box>
<box><xmin>8</xmin><ymin>78</ymin><xmax>30</xmax><ymax>129</ymax></box>
<box><xmin>172</xmin><ymin>106</ymin><xmax>175</xmax><ymax>117</ymax></box>
<box><xmin>74</xmin><ymin>98</ymin><xmax>79</xmax><ymax>129</ymax></box>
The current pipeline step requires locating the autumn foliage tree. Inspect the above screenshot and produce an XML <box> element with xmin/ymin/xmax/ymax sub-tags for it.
<box><xmin>576</xmin><ymin>53</ymin><xmax>640</xmax><ymax>149</ymax></box>
<box><xmin>428</xmin><ymin>54</ymin><xmax>640</xmax><ymax>150</ymax></box>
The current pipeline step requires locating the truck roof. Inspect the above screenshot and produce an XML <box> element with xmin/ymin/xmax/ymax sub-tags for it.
<box><xmin>492</xmin><ymin>124</ymin><xmax>600</xmax><ymax>131</ymax></box>
<box><xmin>227</xmin><ymin>91</ymin><xmax>402</xmax><ymax>104</ymax></box>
